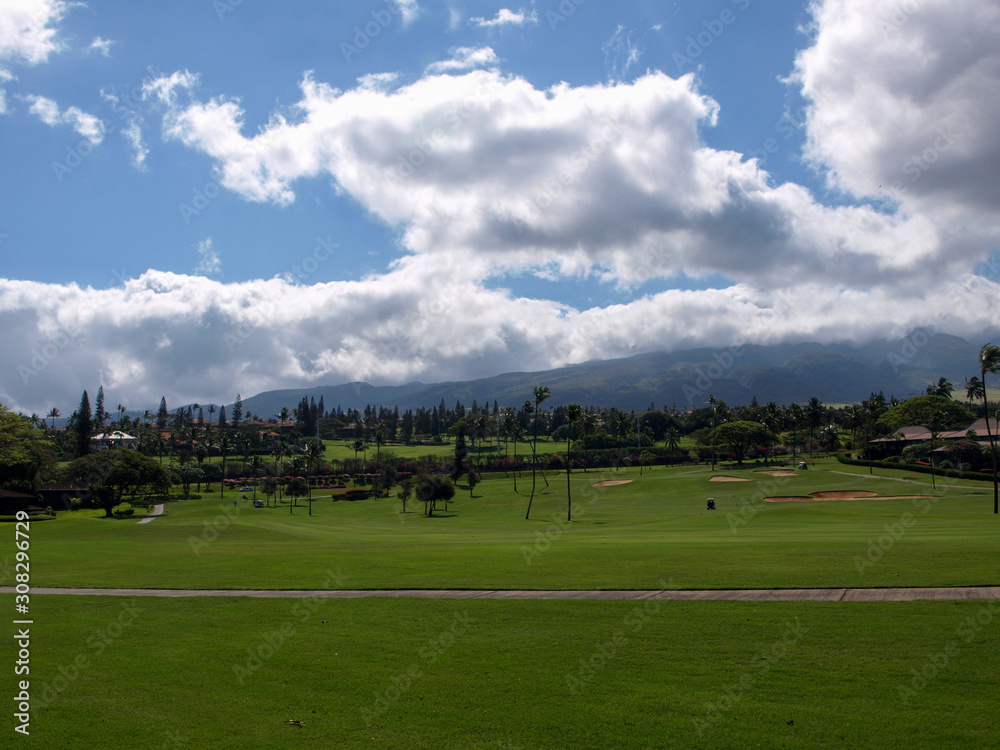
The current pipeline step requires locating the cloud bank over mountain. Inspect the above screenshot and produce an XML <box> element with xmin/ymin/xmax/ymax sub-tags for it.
<box><xmin>1</xmin><ymin>0</ymin><xmax>999</xmax><ymax>414</ymax></box>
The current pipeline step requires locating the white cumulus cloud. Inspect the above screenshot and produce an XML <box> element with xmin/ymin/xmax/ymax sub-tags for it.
<box><xmin>5</xmin><ymin>0</ymin><xmax>1000</xmax><ymax>415</ymax></box>
<box><xmin>139</xmin><ymin>65</ymin><xmax>986</xmax><ymax>291</ymax></box>
<box><xmin>87</xmin><ymin>36</ymin><xmax>113</xmax><ymax>56</ymax></box>
<box><xmin>194</xmin><ymin>238</ymin><xmax>222</xmax><ymax>276</ymax></box>
<box><xmin>425</xmin><ymin>46</ymin><xmax>499</xmax><ymax>73</ymax></box>
<box><xmin>470</xmin><ymin>8</ymin><xmax>537</xmax><ymax>28</ymax></box>
<box><xmin>121</xmin><ymin>119</ymin><xmax>149</xmax><ymax>170</ymax></box>
<box><xmin>26</xmin><ymin>94</ymin><xmax>105</xmax><ymax>145</ymax></box>
<box><xmin>0</xmin><ymin>0</ymin><xmax>68</xmax><ymax>65</ymax></box>
<box><xmin>390</xmin><ymin>0</ymin><xmax>419</xmax><ymax>26</ymax></box>
<box><xmin>0</xmin><ymin>0</ymin><xmax>71</xmax><ymax>108</ymax></box>
<box><xmin>0</xmin><ymin>265</ymin><xmax>997</xmax><ymax>415</ymax></box>
<box><xmin>794</xmin><ymin>0</ymin><xmax>1000</xmax><ymax>228</ymax></box>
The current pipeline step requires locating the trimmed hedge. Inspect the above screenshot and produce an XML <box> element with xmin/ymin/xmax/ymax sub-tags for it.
<box><xmin>836</xmin><ymin>453</ymin><xmax>997</xmax><ymax>482</ymax></box>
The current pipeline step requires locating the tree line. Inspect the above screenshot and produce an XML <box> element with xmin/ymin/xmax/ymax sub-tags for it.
<box><xmin>4</xmin><ymin>343</ymin><xmax>999</xmax><ymax>518</ymax></box>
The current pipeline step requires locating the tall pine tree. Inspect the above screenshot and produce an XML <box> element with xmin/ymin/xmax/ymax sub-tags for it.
<box><xmin>232</xmin><ymin>394</ymin><xmax>242</xmax><ymax>426</ymax></box>
<box><xmin>156</xmin><ymin>397</ymin><xmax>168</xmax><ymax>429</ymax></box>
<box><xmin>94</xmin><ymin>386</ymin><xmax>106</xmax><ymax>429</ymax></box>
<box><xmin>76</xmin><ymin>390</ymin><xmax>93</xmax><ymax>458</ymax></box>
<box><xmin>217</xmin><ymin>405</ymin><xmax>228</xmax><ymax>429</ymax></box>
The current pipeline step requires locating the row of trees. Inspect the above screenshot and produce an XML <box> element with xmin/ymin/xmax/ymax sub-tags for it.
<box><xmin>9</xmin><ymin>341</ymin><xmax>999</xmax><ymax>519</ymax></box>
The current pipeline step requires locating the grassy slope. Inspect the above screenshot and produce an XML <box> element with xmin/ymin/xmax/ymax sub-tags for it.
<box><xmin>22</xmin><ymin>595</ymin><xmax>1000</xmax><ymax>750</ymax></box>
<box><xmin>27</xmin><ymin>460</ymin><xmax>1000</xmax><ymax>590</ymax></box>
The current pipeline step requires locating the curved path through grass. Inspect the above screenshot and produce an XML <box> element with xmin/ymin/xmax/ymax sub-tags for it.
<box><xmin>136</xmin><ymin>503</ymin><xmax>164</xmax><ymax>524</ymax></box>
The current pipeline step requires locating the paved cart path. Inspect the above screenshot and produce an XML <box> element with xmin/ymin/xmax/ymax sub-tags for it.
<box><xmin>137</xmin><ymin>504</ymin><xmax>164</xmax><ymax>524</ymax></box>
<box><xmin>5</xmin><ymin>586</ymin><xmax>1000</xmax><ymax>601</ymax></box>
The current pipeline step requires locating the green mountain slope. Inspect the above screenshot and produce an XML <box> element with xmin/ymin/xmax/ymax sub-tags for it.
<box><xmin>239</xmin><ymin>332</ymin><xmax>984</xmax><ymax>415</ymax></box>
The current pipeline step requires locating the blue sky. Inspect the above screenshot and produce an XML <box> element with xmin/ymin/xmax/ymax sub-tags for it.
<box><xmin>1</xmin><ymin>0</ymin><xmax>999</xmax><ymax>414</ymax></box>
<box><xmin>1</xmin><ymin>0</ymin><xmax>814</xmax><ymax>291</ymax></box>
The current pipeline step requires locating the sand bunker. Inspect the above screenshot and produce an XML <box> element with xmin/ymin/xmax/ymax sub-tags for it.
<box><xmin>764</xmin><ymin>490</ymin><xmax>929</xmax><ymax>503</ymax></box>
<box><xmin>592</xmin><ymin>480</ymin><xmax>634</xmax><ymax>487</ymax></box>
<box><xmin>755</xmin><ymin>470</ymin><xmax>798</xmax><ymax>477</ymax></box>
<box><xmin>812</xmin><ymin>490</ymin><xmax>877</xmax><ymax>499</ymax></box>
<box><xmin>709</xmin><ymin>475</ymin><xmax>751</xmax><ymax>482</ymax></box>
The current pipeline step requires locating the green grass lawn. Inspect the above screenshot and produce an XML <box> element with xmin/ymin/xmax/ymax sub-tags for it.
<box><xmin>163</xmin><ymin>438</ymin><xmax>545</xmax><ymax>468</ymax></box>
<box><xmin>9</xmin><ymin>459</ymin><xmax>1000</xmax><ymax>749</ymax></box>
<box><xmin>18</xmin><ymin>595</ymin><xmax>1000</xmax><ymax>749</ymax></box>
<box><xmin>23</xmin><ymin>459</ymin><xmax>1000</xmax><ymax>590</ymax></box>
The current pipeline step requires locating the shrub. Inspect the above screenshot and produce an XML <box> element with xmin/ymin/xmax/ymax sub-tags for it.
<box><xmin>836</xmin><ymin>453</ymin><xmax>995</xmax><ymax>482</ymax></box>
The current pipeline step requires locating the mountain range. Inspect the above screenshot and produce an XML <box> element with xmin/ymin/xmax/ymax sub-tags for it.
<box><xmin>236</xmin><ymin>330</ymin><xmax>986</xmax><ymax>417</ymax></box>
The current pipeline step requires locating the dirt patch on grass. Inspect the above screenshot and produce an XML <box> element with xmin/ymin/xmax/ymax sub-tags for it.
<box><xmin>592</xmin><ymin>480</ymin><xmax>634</xmax><ymax>487</ymax></box>
<box><xmin>709</xmin><ymin>476</ymin><xmax>750</xmax><ymax>482</ymax></box>
<box><xmin>755</xmin><ymin>470</ymin><xmax>798</xmax><ymax>477</ymax></box>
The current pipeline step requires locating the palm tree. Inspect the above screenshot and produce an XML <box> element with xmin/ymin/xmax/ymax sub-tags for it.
<box><xmin>565</xmin><ymin>404</ymin><xmax>582</xmax><ymax>522</ymax></box>
<box><xmin>708</xmin><ymin>395</ymin><xmax>721</xmax><ymax>471</ymax></box>
<box><xmin>507</xmin><ymin>412</ymin><xmax>525</xmax><ymax>493</ymax></box>
<box><xmin>273</xmin><ymin>439</ymin><xmax>292</xmax><ymax>500</ymax></box>
<box><xmin>819</xmin><ymin>423</ymin><xmax>841</xmax><ymax>452</ymax></box>
<box><xmin>806</xmin><ymin>397</ymin><xmax>825</xmax><ymax>459</ymax></box>
<box><xmin>290</xmin><ymin>455</ymin><xmax>308</xmax><ymax>513</ymax></box>
<box><xmin>498</xmin><ymin>410</ymin><xmax>512</xmax><ymax>475</ymax></box>
<box><xmin>664</xmin><ymin>427</ymin><xmax>681</xmax><ymax>458</ymax></box>
<box><xmin>789</xmin><ymin>403</ymin><xmax>805</xmax><ymax>461</ymax></box>
<box><xmin>306</xmin><ymin>440</ymin><xmax>324</xmax><ymax>516</ymax></box>
<box><xmin>46</xmin><ymin>407</ymin><xmax>60</xmax><ymax>430</ymax></box>
<box><xmin>218</xmin><ymin>433</ymin><xmax>233</xmax><ymax>498</ymax></box>
<box><xmin>613</xmin><ymin>411</ymin><xmax>632</xmax><ymax>471</ymax></box>
<box><xmin>469</xmin><ymin>415</ymin><xmax>489</xmax><ymax>466</ymax></box>
<box><xmin>186</xmin><ymin>423</ymin><xmax>200</xmax><ymax>455</ymax></box>
<box><xmin>262</xmin><ymin>476</ymin><xmax>278</xmax><ymax>507</ymax></box>
<box><xmin>207</xmin><ymin>404</ymin><xmax>217</xmax><ymax>432</ymax></box>
<box><xmin>352</xmin><ymin>438</ymin><xmax>366</xmax><ymax>470</ymax></box>
<box><xmin>763</xmin><ymin>402</ymin><xmax>782</xmax><ymax>464</ymax></box>
<box><xmin>966</xmin><ymin>376</ymin><xmax>985</xmax><ymax>410</ymax></box>
<box><xmin>194</xmin><ymin>442</ymin><xmax>208</xmax><ymax>492</ymax></box>
<box><xmin>271</xmin><ymin>440</ymin><xmax>283</xmax><ymax>475</ymax></box>
<box><xmin>844</xmin><ymin>404</ymin><xmax>863</xmax><ymax>452</ymax></box>
<box><xmin>578</xmin><ymin>411</ymin><xmax>596</xmax><ymax>471</ymax></box>
<box><xmin>926</xmin><ymin>377</ymin><xmax>954</xmax><ymax>399</ymax></box>
<box><xmin>978</xmin><ymin>344</ymin><xmax>1000</xmax><ymax>514</ymax></box>
<box><xmin>861</xmin><ymin>393</ymin><xmax>888</xmax><ymax>475</ymax></box>
<box><xmin>922</xmin><ymin>409</ymin><xmax>945</xmax><ymax>492</ymax></box>
<box><xmin>526</xmin><ymin>385</ymin><xmax>551</xmax><ymax>520</ymax></box>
